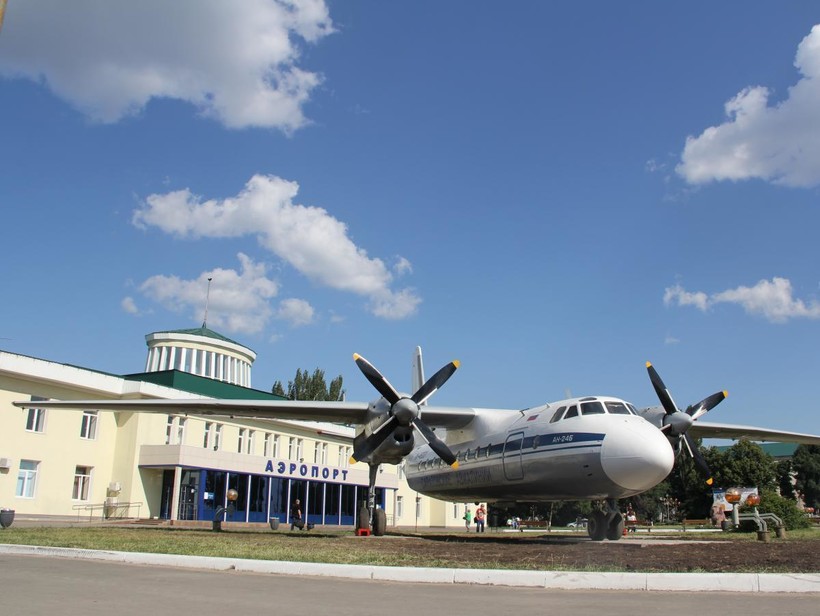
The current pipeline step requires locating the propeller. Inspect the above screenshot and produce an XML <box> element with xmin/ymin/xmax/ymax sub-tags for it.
<box><xmin>646</xmin><ymin>362</ymin><xmax>727</xmax><ymax>486</ymax></box>
<box><xmin>350</xmin><ymin>353</ymin><xmax>460</xmax><ymax>468</ymax></box>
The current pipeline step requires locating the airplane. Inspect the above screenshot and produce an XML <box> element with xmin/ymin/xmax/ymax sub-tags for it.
<box><xmin>14</xmin><ymin>349</ymin><xmax>820</xmax><ymax>541</ymax></box>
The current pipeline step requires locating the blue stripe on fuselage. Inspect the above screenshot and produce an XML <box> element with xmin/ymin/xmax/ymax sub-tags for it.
<box><xmin>412</xmin><ymin>432</ymin><xmax>606</xmax><ymax>469</ymax></box>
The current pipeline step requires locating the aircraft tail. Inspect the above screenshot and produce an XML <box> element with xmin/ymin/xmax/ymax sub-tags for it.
<box><xmin>412</xmin><ymin>346</ymin><xmax>425</xmax><ymax>402</ymax></box>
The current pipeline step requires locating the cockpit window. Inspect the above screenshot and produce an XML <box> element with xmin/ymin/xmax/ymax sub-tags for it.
<box><xmin>627</xmin><ymin>403</ymin><xmax>638</xmax><ymax>415</ymax></box>
<box><xmin>549</xmin><ymin>406</ymin><xmax>567</xmax><ymax>423</ymax></box>
<box><xmin>605</xmin><ymin>401</ymin><xmax>631</xmax><ymax>415</ymax></box>
<box><xmin>564</xmin><ymin>405</ymin><xmax>578</xmax><ymax>419</ymax></box>
<box><xmin>580</xmin><ymin>401</ymin><xmax>605</xmax><ymax>415</ymax></box>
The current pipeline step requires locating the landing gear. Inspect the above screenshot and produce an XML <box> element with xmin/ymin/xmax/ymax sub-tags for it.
<box><xmin>606</xmin><ymin>510</ymin><xmax>625</xmax><ymax>541</ymax></box>
<box><xmin>363</xmin><ymin>463</ymin><xmax>387</xmax><ymax>536</ymax></box>
<box><xmin>588</xmin><ymin>511</ymin><xmax>607</xmax><ymax>541</ymax></box>
<box><xmin>372</xmin><ymin>508</ymin><xmax>387</xmax><ymax>536</ymax></box>
<box><xmin>587</xmin><ymin>499</ymin><xmax>624</xmax><ymax>541</ymax></box>
<box><xmin>357</xmin><ymin>506</ymin><xmax>370</xmax><ymax>532</ymax></box>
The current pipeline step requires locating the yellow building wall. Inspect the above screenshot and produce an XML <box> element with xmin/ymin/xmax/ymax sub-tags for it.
<box><xmin>0</xmin><ymin>351</ymin><xmax>461</xmax><ymax>528</ymax></box>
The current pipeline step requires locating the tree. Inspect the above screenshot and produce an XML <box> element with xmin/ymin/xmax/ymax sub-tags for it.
<box><xmin>792</xmin><ymin>444</ymin><xmax>820</xmax><ymax>511</ymax></box>
<box><xmin>776</xmin><ymin>458</ymin><xmax>796</xmax><ymax>500</ymax></box>
<box><xmin>626</xmin><ymin>480</ymin><xmax>670</xmax><ymax>522</ymax></box>
<box><xmin>665</xmin><ymin>440</ymin><xmax>779</xmax><ymax>519</ymax></box>
<box><xmin>272</xmin><ymin>368</ymin><xmax>345</xmax><ymax>401</ymax></box>
<box><xmin>666</xmin><ymin>451</ymin><xmax>713</xmax><ymax>518</ymax></box>
<box><xmin>711</xmin><ymin>440</ymin><xmax>777</xmax><ymax>493</ymax></box>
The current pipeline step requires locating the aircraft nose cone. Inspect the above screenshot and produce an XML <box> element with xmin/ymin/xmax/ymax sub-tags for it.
<box><xmin>601</xmin><ymin>419</ymin><xmax>675</xmax><ymax>492</ymax></box>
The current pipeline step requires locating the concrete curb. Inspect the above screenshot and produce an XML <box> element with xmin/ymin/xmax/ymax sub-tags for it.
<box><xmin>2</xmin><ymin>544</ymin><xmax>818</xmax><ymax>593</ymax></box>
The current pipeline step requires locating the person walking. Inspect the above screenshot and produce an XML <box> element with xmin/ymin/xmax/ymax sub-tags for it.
<box><xmin>475</xmin><ymin>504</ymin><xmax>486</xmax><ymax>532</ymax></box>
<box><xmin>290</xmin><ymin>499</ymin><xmax>303</xmax><ymax>530</ymax></box>
<box><xmin>464</xmin><ymin>507</ymin><xmax>472</xmax><ymax>531</ymax></box>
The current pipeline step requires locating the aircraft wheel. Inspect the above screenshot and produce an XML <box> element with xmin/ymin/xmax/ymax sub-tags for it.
<box><xmin>372</xmin><ymin>508</ymin><xmax>387</xmax><ymax>536</ymax></box>
<box><xmin>606</xmin><ymin>512</ymin><xmax>625</xmax><ymax>541</ymax></box>
<box><xmin>357</xmin><ymin>506</ymin><xmax>370</xmax><ymax>531</ymax></box>
<box><xmin>587</xmin><ymin>511</ymin><xmax>607</xmax><ymax>541</ymax></box>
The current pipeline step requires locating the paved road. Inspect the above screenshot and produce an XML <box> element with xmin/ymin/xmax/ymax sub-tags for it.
<box><xmin>1</xmin><ymin>554</ymin><xmax>817</xmax><ymax>616</ymax></box>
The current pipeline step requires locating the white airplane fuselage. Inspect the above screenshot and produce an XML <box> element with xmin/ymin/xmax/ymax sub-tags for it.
<box><xmin>405</xmin><ymin>396</ymin><xmax>675</xmax><ymax>503</ymax></box>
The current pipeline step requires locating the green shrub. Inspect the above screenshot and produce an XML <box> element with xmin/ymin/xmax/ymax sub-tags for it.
<box><xmin>759</xmin><ymin>490</ymin><xmax>810</xmax><ymax>530</ymax></box>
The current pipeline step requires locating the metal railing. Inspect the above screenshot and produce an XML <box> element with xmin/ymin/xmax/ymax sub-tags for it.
<box><xmin>72</xmin><ymin>501</ymin><xmax>143</xmax><ymax>521</ymax></box>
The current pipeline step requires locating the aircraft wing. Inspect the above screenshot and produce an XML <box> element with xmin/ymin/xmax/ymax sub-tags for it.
<box><xmin>417</xmin><ymin>405</ymin><xmax>477</xmax><ymax>429</ymax></box>
<box><xmin>11</xmin><ymin>398</ymin><xmax>478</xmax><ymax>429</ymax></box>
<box><xmin>689</xmin><ymin>420</ymin><xmax>820</xmax><ymax>445</ymax></box>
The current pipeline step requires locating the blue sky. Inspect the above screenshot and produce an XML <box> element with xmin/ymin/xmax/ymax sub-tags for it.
<box><xmin>2</xmin><ymin>1</ymin><xmax>820</xmax><ymax>438</ymax></box>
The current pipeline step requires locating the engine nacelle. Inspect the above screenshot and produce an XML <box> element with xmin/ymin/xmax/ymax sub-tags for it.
<box><xmin>353</xmin><ymin>425</ymin><xmax>415</xmax><ymax>465</ymax></box>
<box><xmin>353</xmin><ymin>398</ymin><xmax>416</xmax><ymax>465</ymax></box>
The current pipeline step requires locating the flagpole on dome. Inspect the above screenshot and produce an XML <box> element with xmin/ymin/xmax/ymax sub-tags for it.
<box><xmin>202</xmin><ymin>277</ymin><xmax>213</xmax><ymax>329</ymax></box>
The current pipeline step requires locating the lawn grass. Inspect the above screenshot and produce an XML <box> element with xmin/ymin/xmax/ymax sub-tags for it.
<box><xmin>0</xmin><ymin>527</ymin><xmax>414</xmax><ymax>566</ymax></box>
<box><xmin>1</xmin><ymin>524</ymin><xmax>818</xmax><ymax>571</ymax></box>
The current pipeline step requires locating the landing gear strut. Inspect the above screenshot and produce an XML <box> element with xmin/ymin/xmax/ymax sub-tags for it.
<box><xmin>358</xmin><ymin>463</ymin><xmax>386</xmax><ymax>536</ymax></box>
<box><xmin>587</xmin><ymin>499</ymin><xmax>624</xmax><ymax>541</ymax></box>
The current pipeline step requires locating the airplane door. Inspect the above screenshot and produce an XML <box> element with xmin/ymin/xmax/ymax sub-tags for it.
<box><xmin>503</xmin><ymin>431</ymin><xmax>525</xmax><ymax>481</ymax></box>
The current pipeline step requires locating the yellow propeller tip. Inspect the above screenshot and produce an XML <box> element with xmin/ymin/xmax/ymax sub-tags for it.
<box><xmin>723</xmin><ymin>390</ymin><xmax>729</xmax><ymax>397</ymax></box>
<box><xmin>450</xmin><ymin>461</ymin><xmax>459</xmax><ymax>469</ymax></box>
<box><xmin>453</xmin><ymin>360</ymin><xmax>461</xmax><ymax>368</ymax></box>
<box><xmin>706</xmin><ymin>478</ymin><xmax>714</xmax><ymax>486</ymax></box>
<box><xmin>645</xmin><ymin>361</ymin><xmax>652</xmax><ymax>368</ymax></box>
<box><xmin>349</xmin><ymin>457</ymin><xmax>358</xmax><ymax>465</ymax></box>
<box><xmin>353</xmin><ymin>353</ymin><xmax>361</xmax><ymax>360</ymax></box>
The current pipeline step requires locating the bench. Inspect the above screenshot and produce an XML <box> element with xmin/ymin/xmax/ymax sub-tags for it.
<box><xmin>626</xmin><ymin>519</ymin><xmax>652</xmax><ymax>533</ymax></box>
<box><xmin>519</xmin><ymin>519</ymin><xmax>549</xmax><ymax>530</ymax></box>
<box><xmin>682</xmin><ymin>518</ymin><xmax>712</xmax><ymax>530</ymax></box>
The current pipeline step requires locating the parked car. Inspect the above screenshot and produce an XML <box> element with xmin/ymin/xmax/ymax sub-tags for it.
<box><xmin>567</xmin><ymin>518</ymin><xmax>588</xmax><ymax>528</ymax></box>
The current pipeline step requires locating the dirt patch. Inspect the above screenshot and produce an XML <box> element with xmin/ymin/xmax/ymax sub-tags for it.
<box><xmin>357</xmin><ymin>532</ymin><xmax>820</xmax><ymax>573</ymax></box>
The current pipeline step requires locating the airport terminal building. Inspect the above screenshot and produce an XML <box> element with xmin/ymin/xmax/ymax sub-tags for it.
<box><xmin>0</xmin><ymin>327</ymin><xmax>470</xmax><ymax>529</ymax></box>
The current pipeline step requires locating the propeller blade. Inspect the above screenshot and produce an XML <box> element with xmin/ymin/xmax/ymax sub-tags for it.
<box><xmin>412</xmin><ymin>418</ymin><xmax>459</xmax><ymax>468</ymax></box>
<box><xmin>685</xmin><ymin>391</ymin><xmax>728</xmax><ymax>421</ymax></box>
<box><xmin>411</xmin><ymin>360</ymin><xmax>460</xmax><ymax>405</ymax></box>
<box><xmin>683</xmin><ymin>432</ymin><xmax>714</xmax><ymax>486</ymax></box>
<box><xmin>350</xmin><ymin>416</ymin><xmax>399</xmax><ymax>464</ymax></box>
<box><xmin>646</xmin><ymin>362</ymin><xmax>680</xmax><ymax>415</ymax></box>
<box><xmin>353</xmin><ymin>353</ymin><xmax>400</xmax><ymax>405</ymax></box>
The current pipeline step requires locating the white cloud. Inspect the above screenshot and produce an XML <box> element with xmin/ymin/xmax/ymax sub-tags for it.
<box><xmin>369</xmin><ymin>288</ymin><xmax>422</xmax><ymax>320</ymax></box>
<box><xmin>663</xmin><ymin>285</ymin><xmax>709</xmax><ymax>312</ymax></box>
<box><xmin>275</xmin><ymin>298</ymin><xmax>314</xmax><ymax>327</ymax></box>
<box><xmin>121</xmin><ymin>296</ymin><xmax>140</xmax><ymax>315</ymax></box>
<box><xmin>677</xmin><ymin>25</ymin><xmax>820</xmax><ymax>188</ymax></box>
<box><xmin>393</xmin><ymin>256</ymin><xmax>413</xmax><ymax>277</ymax></box>
<box><xmin>664</xmin><ymin>277</ymin><xmax>820</xmax><ymax>323</ymax></box>
<box><xmin>139</xmin><ymin>253</ymin><xmax>279</xmax><ymax>334</ymax></box>
<box><xmin>134</xmin><ymin>174</ymin><xmax>421</xmax><ymax>319</ymax></box>
<box><xmin>664</xmin><ymin>334</ymin><xmax>680</xmax><ymax>346</ymax></box>
<box><xmin>0</xmin><ymin>0</ymin><xmax>333</xmax><ymax>131</ymax></box>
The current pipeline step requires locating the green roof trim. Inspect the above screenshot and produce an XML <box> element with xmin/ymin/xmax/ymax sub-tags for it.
<box><xmin>715</xmin><ymin>442</ymin><xmax>798</xmax><ymax>458</ymax></box>
<box><xmin>124</xmin><ymin>370</ymin><xmax>286</xmax><ymax>400</ymax></box>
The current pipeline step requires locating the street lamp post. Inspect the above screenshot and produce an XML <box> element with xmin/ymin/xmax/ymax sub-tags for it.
<box><xmin>212</xmin><ymin>488</ymin><xmax>239</xmax><ymax>532</ymax></box>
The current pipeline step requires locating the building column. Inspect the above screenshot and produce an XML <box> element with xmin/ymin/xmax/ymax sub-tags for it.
<box><xmin>170</xmin><ymin>466</ymin><xmax>182</xmax><ymax>522</ymax></box>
